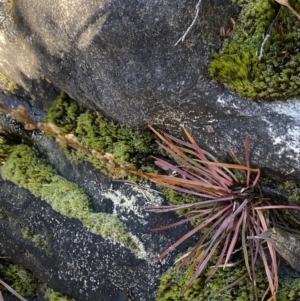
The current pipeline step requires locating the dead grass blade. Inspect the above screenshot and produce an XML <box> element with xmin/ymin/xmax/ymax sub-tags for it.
<box><xmin>205</xmin><ymin>233</ymin><xmax>231</xmax><ymax>282</ymax></box>
<box><xmin>185</xmin><ymin>239</ymin><xmax>222</xmax><ymax>292</ymax></box>
<box><xmin>217</xmin><ymin>272</ymin><xmax>248</xmax><ymax>294</ymax></box>
<box><xmin>242</xmin><ymin>208</ymin><xmax>252</xmax><ymax>280</ymax></box>
<box><xmin>244</xmin><ymin>135</ymin><xmax>252</xmax><ymax>187</ymax></box>
<box><xmin>256</xmin><ymin>210</ymin><xmax>278</xmax><ymax>298</ymax></box>
<box><xmin>151</xmin><ymin>211</ymin><xmax>209</xmax><ymax>231</ymax></box>
<box><xmin>179</xmin><ymin>217</ymin><xmax>225</xmax><ymax>269</ymax></box>
<box><xmin>0</xmin><ymin>280</ymin><xmax>27</xmax><ymax>301</ymax></box>
<box><xmin>223</xmin><ymin>210</ymin><xmax>245</xmax><ymax>267</ymax></box>
<box><xmin>156</xmin><ymin>204</ymin><xmax>232</xmax><ymax>260</ymax></box>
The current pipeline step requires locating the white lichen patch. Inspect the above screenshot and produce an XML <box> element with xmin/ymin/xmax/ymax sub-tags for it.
<box><xmin>268</xmin><ymin>99</ymin><xmax>300</xmax><ymax>119</ymax></box>
<box><xmin>103</xmin><ymin>182</ymin><xmax>165</xmax><ymax>219</ymax></box>
<box><xmin>101</xmin><ymin>182</ymin><xmax>166</xmax><ymax>261</ymax></box>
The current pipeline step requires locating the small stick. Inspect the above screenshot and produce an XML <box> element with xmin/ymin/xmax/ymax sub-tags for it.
<box><xmin>174</xmin><ymin>0</ymin><xmax>203</xmax><ymax>46</ymax></box>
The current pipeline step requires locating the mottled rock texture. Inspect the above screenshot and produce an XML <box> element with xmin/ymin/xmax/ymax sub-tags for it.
<box><xmin>0</xmin><ymin>0</ymin><xmax>298</xmax><ymax>179</ymax></box>
<box><xmin>0</xmin><ymin>0</ymin><xmax>300</xmax><ymax>300</ymax></box>
<box><xmin>0</xmin><ymin>98</ymin><xmax>198</xmax><ymax>301</ymax></box>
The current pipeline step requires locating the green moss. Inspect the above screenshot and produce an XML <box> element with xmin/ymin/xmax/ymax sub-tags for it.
<box><xmin>278</xmin><ymin>180</ymin><xmax>300</xmax><ymax>202</ymax></box>
<box><xmin>0</xmin><ymin>201</ymin><xmax>49</xmax><ymax>248</ymax></box>
<box><xmin>159</xmin><ymin>186</ymin><xmax>203</xmax><ymax>218</ymax></box>
<box><xmin>0</xmin><ymin>263</ymin><xmax>78</xmax><ymax>301</ymax></box>
<box><xmin>45</xmin><ymin>92</ymin><xmax>84</xmax><ymax>135</ymax></box>
<box><xmin>157</xmin><ymin>255</ymin><xmax>300</xmax><ymax>301</ymax></box>
<box><xmin>41</xmin><ymin>284</ymin><xmax>76</xmax><ymax>301</ymax></box>
<box><xmin>277</xmin><ymin>277</ymin><xmax>300</xmax><ymax>300</ymax></box>
<box><xmin>22</xmin><ymin>226</ymin><xmax>50</xmax><ymax>249</ymax></box>
<box><xmin>157</xmin><ymin>256</ymin><xmax>268</xmax><ymax>301</ymax></box>
<box><xmin>0</xmin><ymin>144</ymin><xmax>140</xmax><ymax>252</ymax></box>
<box><xmin>45</xmin><ymin>92</ymin><xmax>159</xmax><ymax>178</ymax></box>
<box><xmin>0</xmin><ymin>135</ymin><xmax>14</xmax><ymax>163</ymax></box>
<box><xmin>277</xmin><ymin>180</ymin><xmax>300</xmax><ymax>227</ymax></box>
<box><xmin>160</xmin><ymin>187</ymin><xmax>201</xmax><ymax>206</ymax></box>
<box><xmin>210</xmin><ymin>0</ymin><xmax>300</xmax><ymax>100</ymax></box>
<box><xmin>0</xmin><ymin>72</ymin><xmax>18</xmax><ymax>92</ymax></box>
<box><xmin>0</xmin><ymin>207</ymin><xmax>7</xmax><ymax>218</ymax></box>
<box><xmin>0</xmin><ymin>264</ymin><xmax>37</xmax><ymax>297</ymax></box>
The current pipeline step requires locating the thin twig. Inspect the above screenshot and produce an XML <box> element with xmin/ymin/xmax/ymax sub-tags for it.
<box><xmin>0</xmin><ymin>280</ymin><xmax>27</xmax><ymax>301</ymax></box>
<box><xmin>174</xmin><ymin>0</ymin><xmax>203</xmax><ymax>46</ymax></box>
<box><xmin>258</xmin><ymin>9</ymin><xmax>280</xmax><ymax>60</ymax></box>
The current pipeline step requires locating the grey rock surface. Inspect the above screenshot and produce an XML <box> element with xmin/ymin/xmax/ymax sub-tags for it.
<box><xmin>0</xmin><ymin>133</ymin><xmax>198</xmax><ymax>301</ymax></box>
<box><xmin>0</xmin><ymin>0</ymin><xmax>300</xmax><ymax>299</ymax></box>
<box><xmin>0</xmin><ymin>0</ymin><xmax>298</xmax><ymax>179</ymax></box>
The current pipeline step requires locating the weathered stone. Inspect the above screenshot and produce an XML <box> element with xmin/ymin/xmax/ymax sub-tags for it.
<box><xmin>0</xmin><ymin>0</ymin><xmax>298</xmax><ymax>180</ymax></box>
<box><xmin>0</xmin><ymin>136</ymin><xmax>198</xmax><ymax>301</ymax></box>
<box><xmin>1</xmin><ymin>0</ymin><xmax>300</xmax><ymax>299</ymax></box>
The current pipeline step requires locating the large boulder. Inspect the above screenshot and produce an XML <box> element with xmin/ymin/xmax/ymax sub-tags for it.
<box><xmin>0</xmin><ymin>0</ymin><xmax>299</xmax><ymax>178</ymax></box>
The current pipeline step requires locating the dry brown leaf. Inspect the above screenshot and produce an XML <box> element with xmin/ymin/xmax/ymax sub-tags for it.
<box><xmin>259</xmin><ymin>228</ymin><xmax>300</xmax><ymax>272</ymax></box>
<box><xmin>275</xmin><ymin>0</ymin><xmax>300</xmax><ymax>20</ymax></box>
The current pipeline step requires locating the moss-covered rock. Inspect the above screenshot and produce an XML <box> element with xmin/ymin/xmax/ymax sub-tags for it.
<box><xmin>157</xmin><ymin>257</ymin><xmax>300</xmax><ymax>301</ymax></box>
<box><xmin>22</xmin><ymin>225</ymin><xmax>50</xmax><ymax>249</ymax></box>
<box><xmin>41</xmin><ymin>284</ymin><xmax>76</xmax><ymax>301</ymax></box>
<box><xmin>156</xmin><ymin>258</ymin><xmax>268</xmax><ymax>301</ymax></box>
<box><xmin>45</xmin><ymin>92</ymin><xmax>159</xmax><ymax>178</ymax></box>
<box><xmin>0</xmin><ymin>263</ymin><xmax>37</xmax><ymax>297</ymax></box>
<box><xmin>278</xmin><ymin>180</ymin><xmax>300</xmax><ymax>202</ymax></box>
<box><xmin>0</xmin><ymin>262</ymin><xmax>77</xmax><ymax>301</ymax></box>
<box><xmin>0</xmin><ymin>144</ymin><xmax>140</xmax><ymax>252</ymax></box>
<box><xmin>210</xmin><ymin>0</ymin><xmax>300</xmax><ymax>100</ymax></box>
<box><xmin>0</xmin><ymin>135</ymin><xmax>14</xmax><ymax>163</ymax></box>
<box><xmin>0</xmin><ymin>72</ymin><xmax>18</xmax><ymax>92</ymax></box>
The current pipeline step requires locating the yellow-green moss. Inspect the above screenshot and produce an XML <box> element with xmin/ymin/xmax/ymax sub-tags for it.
<box><xmin>22</xmin><ymin>226</ymin><xmax>50</xmax><ymax>249</ymax></box>
<box><xmin>210</xmin><ymin>0</ymin><xmax>300</xmax><ymax>100</ymax></box>
<box><xmin>41</xmin><ymin>284</ymin><xmax>76</xmax><ymax>301</ymax></box>
<box><xmin>0</xmin><ymin>207</ymin><xmax>7</xmax><ymax>218</ymax></box>
<box><xmin>277</xmin><ymin>180</ymin><xmax>300</xmax><ymax>227</ymax></box>
<box><xmin>278</xmin><ymin>180</ymin><xmax>300</xmax><ymax>202</ymax></box>
<box><xmin>0</xmin><ymin>264</ymin><xmax>37</xmax><ymax>297</ymax></box>
<box><xmin>0</xmin><ymin>135</ymin><xmax>14</xmax><ymax>163</ymax></box>
<box><xmin>0</xmin><ymin>263</ymin><xmax>78</xmax><ymax>301</ymax></box>
<box><xmin>0</xmin><ymin>144</ymin><xmax>140</xmax><ymax>252</ymax></box>
<box><xmin>0</xmin><ymin>72</ymin><xmax>18</xmax><ymax>92</ymax></box>
<box><xmin>2</xmin><ymin>211</ymin><xmax>50</xmax><ymax>249</ymax></box>
<box><xmin>157</xmin><ymin>255</ymin><xmax>300</xmax><ymax>301</ymax></box>
<box><xmin>45</xmin><ymin>92</ymin><xmax>159</xmax><ymax>178</ymax></box>
<box><xmin>45</xmin><ymin>92</ymin><xmax>84</xmax><ymax>135</ymax></box>
<box><xmin>159</xmin><ymin>186</ymin><xmax>203</xmax><ymax>219</ymax></box>
<box><xmin>277</xmin><ymin>278</ymin><xmax>300</xmax><ymax>300</ymax></box>
<box><xmin>157</xmin><ymin>256</ymin><xmax>268</xmax><ymax>301</ymax></box>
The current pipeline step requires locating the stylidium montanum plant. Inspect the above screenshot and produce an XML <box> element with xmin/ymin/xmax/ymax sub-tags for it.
<box><xmin>130</xmin><ymin>126</ymin><xmax>300</xmax><ymax>301</ymax></box>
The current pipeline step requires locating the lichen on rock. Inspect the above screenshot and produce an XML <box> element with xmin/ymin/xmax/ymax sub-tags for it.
<box><xmin>210</xmin><ymin>0</ymin><xmax>300</xmax><ymax>100</ymax></box>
